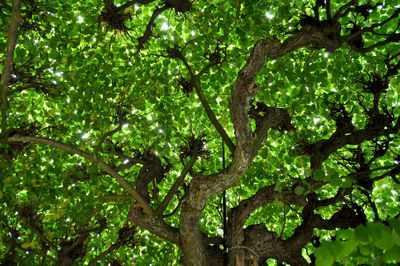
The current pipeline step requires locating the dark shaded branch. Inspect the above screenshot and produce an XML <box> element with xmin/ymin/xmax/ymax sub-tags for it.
<box><xmin>137</xmin><ymin>5</ymin><xmax>170</xmax><ymax>51</ymax></box>
<box><xmin>88</xmin><ymin>242</ymin><xmax>123</xmax><ymax>266</ymax></box>
<box><xmin>326</xmin><ymin>0</ymin><xmax>332</xmax><ymax>20</ymax></box>
<box><xmin>20</xmin><ymin>216</ymin><xmax>58</xmax><ymax>252</ymax></box>
<box><xmin>227</xmin><ymin>185</ymin><xmax>307</xmax><ymax>248</ymax></box>
<box><xmin>192</xmin><ymin>76</ymin><xmax>236</xmax><ymax>154</ymax></box>
<box><xmin>333</xmin><ymin>0</ymin><xmax>357</xmax><ymax>20</ymax></box>
<box><xmin>344</xmin><ymin>9</ymin><xmax>400</xmax><ymax>41</ymax></box>
<box><xmin>313</xmin><ymin>205</ymin><xmax>363</xmax><ymax>230</ymax></box>
<box><xmin>308</xmin><ymin>120</ymin><xmax>400</xmax><ymax>169</ymax></box>
<box><xmin>8</xmin><ymin>237</ymin><xmax>56</xmax><ymax>262</ymax></box>
<box><xmin>316</xmin><ymin>187</ymin><xmax>350</xmax><ymax>207</ymax></box>
<box><xmin>344</xmin><ymin>9</ymin><xmax>400</xmax><ymax>52</ymax></box>
<box><xmin>0</xmin><ymin>0</ymin><xmax>21</xmax><ymax>137</ymax></box>
<box><xmin>351</xmin><ymin>34</ymin><xmax>400</xmax><ymax>53</ymax></box>
<box><xmin>8</xmin><ymin>135</ymin><xmax>154</xmax><ymax>215</ymax></box>
<box><xmin>94</xmin><ymin>123</ymin><xmax>123</xmax><ymax>155</ymax></box>
<box><xmin>237</xmin><ymin>202</ymin><xmax>361</xmax><ymax>265</ymax></box>
<box><xmin>156</xmin><ymin>152</ymin><xmax>198</xmax><ymax>215</ymax></box>
<box><xmin>169</xmin><ymin>45</ymin><xmax>236</xmax><ymax>153</ymax></box>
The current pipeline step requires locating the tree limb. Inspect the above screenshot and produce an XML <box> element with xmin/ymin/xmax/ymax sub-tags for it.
<box><xmin>20</xmin><ymin>216</ymin><xmax>59</xmax><ymax>252</ymax></box>
<box><xmin>88</xmin><ymin>242</ymin><xmax>123</xmax><ymax>266</ymax></box>
<box><xmin>0</xmin><ymin>0</ymin><xmax>21</xmax><ymax>137</ymax></box>
<box><xmin>170</xmin><ymin>46</ymin><xmax>236</xmax><ymax>153</ymax></box>
<box><xmin>8</xmin><ymin>135</ymin><xmax>154</xmax><ymax>215</ymax></box>
<box><xmin>191</xmin><ymin>76</ymin><xmax>236</xmax><ymax>154</ymax></box>
<box><xmin>137</xmin><ymin>5</ymin><xmax>170</xmax><ymax>51</ymax></box>
<box><xmin>127</xmin><ymin>204</ymin><xmax>181</xmax><ymax>245</ymax></box>
<box><xmin>179</xmin><ymin>24</ymin><xmax>345</xmax><ymax>265</ymax></box>
<box><xmin>156</xmin><ymin>152</ymin><xmax>198</xmax><ymax>215</ymax></box>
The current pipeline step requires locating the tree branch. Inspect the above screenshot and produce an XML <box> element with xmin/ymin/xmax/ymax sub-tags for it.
<box><xmin>227</xmin><ymin>185</ymin><xmax>307</xmax><ymax>248</ymax></box>
<box><xmin>88</xmin><ymin>242</ymin><xmax>123</xmax><ymax>266</ymax></box>
<box><xmin>0</xmin><ymin>0</ymin><xmax>21</xmax><ymax>137</ymax></box>
<box><xmin>20</xmin><ymin>216</ymin><xmax>59</xmax><ymax>252</ymax></box>
<box><xmin>137</xmin><ymin>5</ymin><xmax>170</xmax><ymax>51</ymax></box>
<box><xmin>127</xmin><ymin>204</ymin><xmax>181</xmax><ymax>245</ymax></box>
<box><xmin>191</xmin><ymin>76</ymin><xmax>236</xmax><ymax>154</ymax></box>
<box><xmin>8</xmin><ymin>135</ymin><xmax>154</xmax><ymax>215</ymax></box>
<box><xmin>156</xmin><ymin>152</ymin><xmax>198</xmax><ymax>215</ymax></box>
<box><xmin>179</xmin><ymin>25</ymin><xmax>345</xmax><ymax>265</ymax></box>
<box><xmin>99</xmin><ymin>194</ymin><xmax>135</xmax><ymax>201</ymax></box>
<box><xmin>9</xmin><ymin>237</ymin><xmax>56</xmax><ymax>262</ymax></box>
<box><xmin>170</xmin><ymin>46</ymin><xmax>236</xmax><ymax>153</ymax></box>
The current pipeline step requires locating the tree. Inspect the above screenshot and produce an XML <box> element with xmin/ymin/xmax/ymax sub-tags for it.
<box><xmin>1</xmin><ymin>0</ymin><xmax>400</xmax><ymax>264</ymax></box>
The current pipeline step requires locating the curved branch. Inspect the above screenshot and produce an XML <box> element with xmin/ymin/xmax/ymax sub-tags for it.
<box><xmin>127</xmin><ymin>204</ymin><xmax>180</xmax><ymax>245</ymax></box>
<box><xmin>94</xmin><ymin>123</ymin><xmax>123</xmax><ymax>155</ymax></box>
<box><xmin>8</xmin><ymin>135</ymin><xmax>154</xmax><ymax>215</ymax></box>
<box><xmin>333</xmin><ymin>0</ymin><xmax>357</xmax><ymax>20</ymax></box>
<box><xmin>227</xmin><ymin>185</ymin><xmax>307</xmax><ymax>247</ymax></box>
<box><xmin>309</xmin><ymin>121</ymin><xmax>400</xmax><ymax>169</ymax></box>
<box><xmin>137</xmin><ymin>5</ymin><xmax>170</xmax><ymax>51</ymax></box>
<box><xmin>179</xmin><ymin>25</ymin><xmax>345</xmax><ymax>265</ymax></box>
<box><xmin>1</xmin><ymin>0</ymin><xmax>21</xmax><ymax>137</ymax></box>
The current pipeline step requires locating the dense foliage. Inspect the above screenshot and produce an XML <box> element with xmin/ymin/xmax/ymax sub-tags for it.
<box><xmin>1</xmin><ymin>0</ymin><xmax>400</xmax><ymax>265</ymax></box>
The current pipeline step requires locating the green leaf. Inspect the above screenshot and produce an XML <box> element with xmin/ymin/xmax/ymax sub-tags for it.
<box><xmin>315</xmin><ymin>243</ymin><xmax>334</xmax><ymax>265</ymax></box>
<box><xmin>382</xmin><ymin>245</ymin><xmax>400</xmax><ymax>261</ymax></box>
<box><xmin>294</xmin><ymin>186</ymin><xmax>305</xmax><ymax>196</ymax></box>
<box><xmin>355</xmin><ymin>225</ymin><xmax>371</xmax><ymax>245</ymax></box>
<box><xmin>314</xmin><ymin>169</ymin><xmax>325</xmax><ymax>181</ymax></box>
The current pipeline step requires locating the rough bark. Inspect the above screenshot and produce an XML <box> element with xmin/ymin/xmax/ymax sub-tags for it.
<box><xmin>178</xmin><ymin>22</ymin><xmax>344</xmax><ymax>266</ymax></box>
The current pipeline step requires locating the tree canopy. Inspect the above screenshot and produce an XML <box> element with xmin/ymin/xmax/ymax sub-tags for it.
<box><xmin>1</xmin><ymin>0</ymin><xmax>400</xmax><ymax>265</ymax></box>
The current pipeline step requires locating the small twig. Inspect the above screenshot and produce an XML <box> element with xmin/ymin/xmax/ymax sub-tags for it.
<box><xmin>100</xmin><ymin>194</ymin><xmax>135</xmax><ymax>201</ymax></box>
<box><xmin>279</xmin><ymin>204</ymin><xmax>287</xmax><ymax>238</ymax></box>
